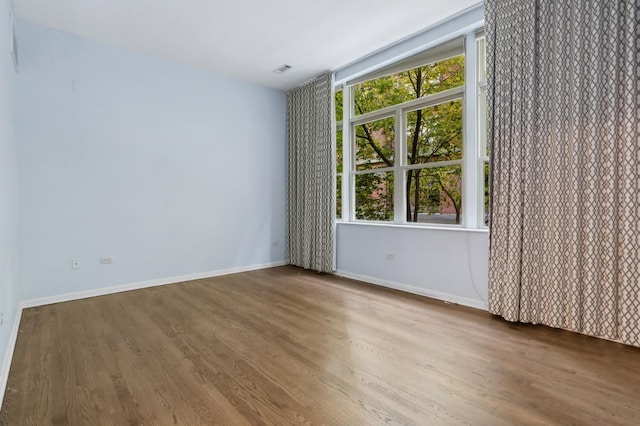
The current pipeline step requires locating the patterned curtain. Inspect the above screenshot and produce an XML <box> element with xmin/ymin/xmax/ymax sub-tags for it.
<box><xmin>287</xmin><ymin>73</ymin><xmax>335</xmax><ymax>273</ymax></box>
<box><xmin>486</xmin><ymin>0</ymin><xmax>640</xmax><ymax>346</ymax></box>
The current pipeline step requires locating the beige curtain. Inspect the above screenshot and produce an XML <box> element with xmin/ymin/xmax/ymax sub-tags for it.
<box><xmin>486</xmin><ymin>0</ymin><xmax>640</xmax><ymax>346</ymax></box>
<box><xmin>287</xmin><ymin>73</ymin><xmax>335</xmax><ymax>273</ymax></box>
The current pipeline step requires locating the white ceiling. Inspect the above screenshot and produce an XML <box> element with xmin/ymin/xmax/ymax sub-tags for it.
<box><xmin>14</xmin><ymin>0</ymin><xmax>482</xmax><ymax>91</ymax></box>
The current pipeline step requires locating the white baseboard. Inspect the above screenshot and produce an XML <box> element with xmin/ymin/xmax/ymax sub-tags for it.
<box><xmin>335</xmin><ymin>269</ymin><xmax>488</xmax><ymax>311</ymax></box>
<box><xmin>0</xmin><ymin>306</ymin><xmax>23</xmax><ymax>410</ymax></box>
<box><xmin>21</xmin><ymin>261</ymin><xmax>287</xmax><ymax>309</ymax></box>
<box><xmin>0</xmin><ymin>261</ymin><xmax>286</xmax><ymax>408</ymax></box>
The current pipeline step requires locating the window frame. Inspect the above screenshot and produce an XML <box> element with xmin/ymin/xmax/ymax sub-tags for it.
<box><xmin>350</xmin><ymin>87</ymin><xmax>465</xmax><ymax>224</ymax></box>
<box><xmin>335</xmin><ymin>31</ymin><xmax>486</xmax><ymax>229</ymax></box>
<box><xmin>335</xmin><ymin>87</ymin><xmax>344</xmax><ymax>220</ymax></box>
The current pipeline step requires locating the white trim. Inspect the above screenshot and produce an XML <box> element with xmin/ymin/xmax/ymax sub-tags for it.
<box><xmin>0</xmin><ymin>307</ymin><xmax>23</xmax><ymax>410</ymax></box>
<box><xmin>335</xmin><ymin>269</ymin><xmax>488</xmax><ymax>311</ymax></box>
<box><xmin>352</xmin><ymin>167</ymin><xmax>395</xmax><ymax>176</ymax></box>
<box><xmin>0</xmin><ymin>261</ymin><xmax>286</xmax><ymax>406</ymax></box>
<box><xmin>402</xmin><ymin>159</ymin><xmax>464</xmax><ymax>171</ymax></box>
<box><xmin>20</xmin><ymin>261</ymin><xmax>287</xmax><ymax>309</ymax></box>
<box><xmin>337</xmin><ymin>218</ymin><xmax>489</xmax><ymax>234</ymax></box>
<box><xmin>463</xmin><ymin>30</ymin><xmax>479</xmax><ymax>229</ymax></box>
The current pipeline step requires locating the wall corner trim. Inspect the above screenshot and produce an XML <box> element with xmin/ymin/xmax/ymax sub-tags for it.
<box><xmin>0</xmin><ymin>307</ymin><xmax>23</xmax><ymax>410</ymax></box>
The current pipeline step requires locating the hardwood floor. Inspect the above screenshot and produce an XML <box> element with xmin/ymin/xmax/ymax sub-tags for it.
<box><xmin>1</xmin><ymin>266</ymin><xmax>639</xmax><ymax>425</ymax></box>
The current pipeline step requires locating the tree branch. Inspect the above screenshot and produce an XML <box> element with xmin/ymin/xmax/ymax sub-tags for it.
<box><xmin>425</xmin><ymin>64</ymin><xmax>463</xmax><ymax>93</ymax></box>
<box><xmin>354</xmin><ymin>102</ymin><xmax>393</xmax><ymax>167</ymax></box>
<box><xmin>432</xmin><ymin>172</ymin><xmax>460</xmax><ymax>223</ymax></box>
<box><xmin>415</xmin><ymin>129</ymin><xmax>462</xmax><ymax>163</ymax></box>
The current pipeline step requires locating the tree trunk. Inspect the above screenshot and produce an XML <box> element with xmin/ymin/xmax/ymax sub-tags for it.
<box><xmin>406</xmin><ymin>169</ymin><xmax>414</xmax><ymax>222</ymax></box>
<box><xmin>406</xmin><ymin>69</ymin><xmax>423</xmax><ymax>222</ymax></box>
<box><xmin>412</xmin><ymin>170</ymin><xmax>421</xmax><ymax>222</ymax></box>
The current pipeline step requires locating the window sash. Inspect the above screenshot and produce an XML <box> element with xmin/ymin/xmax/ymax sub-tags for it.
<box><xmin>350</xmin><ymin>86</ymin><xmax>464</xmax><ymax>127</ymax></box>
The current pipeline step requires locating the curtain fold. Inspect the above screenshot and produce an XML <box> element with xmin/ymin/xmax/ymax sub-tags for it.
<box><xmin>287</xmin><ymin>73</ymin><xmax>335</xmax><ymax>273</ymax></box>
<box><xmin>486</xmin><ymin>0</ymin><xmax>640</xmax><ymax>346</ymax></box>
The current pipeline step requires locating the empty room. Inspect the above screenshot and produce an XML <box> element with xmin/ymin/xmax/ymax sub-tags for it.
<box><xmin>1</xmin><ymin>0</ymin><xmax>639</xmax><ymax>424</ymax></box>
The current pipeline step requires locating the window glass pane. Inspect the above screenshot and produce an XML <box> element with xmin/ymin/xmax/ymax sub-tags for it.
<box><xmin>354</xmin><ymin>117</ymin><xmax>394</xmax><ymax>171</ymax></box>
<box><xmin>483</xmin><ymin>162</ymin><xmax>490</xmax><ymax>226</ymax></box>
<box><xmin>406</xmin><ymin>99</ymin><xmax>463</xmax><ymax>166</ymax></box>
<box><xmin>336</xmin><ymin>128</ymin><xmax>343</xmax><ymax>173</ymax></box>
<box><xmin>406</xmin><ymin>165</ymin><xmax>462</xmax><ymax>224</ymax></box>
<box><xmin>477</xmin><ymin>38</ymin><xmax>487</xmax><ymax>82</ymax></box>
<box><xmin>478</xmin><ymin>86</ymin><xmax>488</xmax><ymax>157</ymax></box>
<box><xmin>353</xmin><ymin>55</ymin><xmax>465</xmax><ymax>116</ymax></box>
<box><xmin>336</xmin><ymin>174</ymin><xmax>342</xmax><ymax>218</ymax></box>
<box><xmin>355</xmin><ymin>172</ymin><xmax>394</xmax><ymax>221</ymax></box>
<box><xmin>335</xmin><ymin>89</ymin><xmax>343</xmax><ymax>122</ymax></box>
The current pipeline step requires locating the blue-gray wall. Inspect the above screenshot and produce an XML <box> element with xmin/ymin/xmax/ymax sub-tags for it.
<box><xmin>0</xmin><ymin>0</ymin><xmax>20</xmax><ymax>396</ymax></box>
<box><xmin>14</xmin><ymin>19</ymin><xmax>287</xmax><ymax>301</ymax></box>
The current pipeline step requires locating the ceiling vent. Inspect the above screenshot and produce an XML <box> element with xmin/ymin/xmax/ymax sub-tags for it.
<box><xmin>274</xmin><ymin>64</ymin><xmax>292</xmax><ymax>74</ymax></box>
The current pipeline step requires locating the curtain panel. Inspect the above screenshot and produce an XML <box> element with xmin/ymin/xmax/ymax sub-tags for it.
<box><xmin>486</xmin><ymin>0</ymin><xmax>640</xmax><ymax>346</ymax></box>
<box><xmin>287</xmin><ymin>73</ymin><xmax>335</xmax><ymax>273</ymax></box>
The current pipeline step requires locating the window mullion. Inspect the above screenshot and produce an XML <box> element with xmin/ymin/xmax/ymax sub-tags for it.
<box><xmin>404</xmin><ymin>159</ymin><xmax>464</xmax><ymax>171</ymax></box>
<box><xmin>394</xmin><ymin>107</ymin><xmax>405</xmax><ymax>224</ymax></box>
<box><xmin>477</xmin><ymin>35</ymin><xmax>489</xmax><ymax>228</ymax></box>
<box><xmin>344</xmin><ymin>86</ymin><xmax>353</xmax><ymax>222</ymax></box>
<box><xmin>463</xmin><ymin>32</ymin><xmax>479</xmax><ymax>228</ymax></box>
<box><xmin>352</xmin><ymin>166</ymin><xmax>396</xmax><ymax>175</ymax></box>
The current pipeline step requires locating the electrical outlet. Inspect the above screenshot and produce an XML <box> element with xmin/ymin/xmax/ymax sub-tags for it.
<box><xmin>386</xmin><ymin>253</ymin><xmax>395</xmax><ymax>261</ymax></box>
<box><xmin>72</xmin><ymin>259</ymin><xmax>80</xmax><ymax>269</ymax></box>
<box><xmin>100</xmin><ymin>256</ymin><xmax>113</xmax><ymax>264</ymax></box>
<box><xmin>0</xmin><ymin>311</ymin><xmax>4</xmax><ymax>327</ymax></box>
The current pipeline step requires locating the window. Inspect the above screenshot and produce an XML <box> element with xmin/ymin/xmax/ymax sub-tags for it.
<box><xmin>335</xmin><ymin>32</ymin><xmax>488</xmax><ymax>228</ymax></box>
<box><xmin>404</xmin><ymin>99</ymin><xmax>464</xmax><ymax>224</ymax></box>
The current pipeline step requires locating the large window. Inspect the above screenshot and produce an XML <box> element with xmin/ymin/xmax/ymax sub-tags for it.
<box><xmin>336</xmin><ymin>32</ymin><xmax>488</xmax><ymax>228</ymax></box>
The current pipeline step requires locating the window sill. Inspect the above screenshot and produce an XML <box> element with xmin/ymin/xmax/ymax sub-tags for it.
<box><xmin>335</xmin><ymin>220</ymin><xmax>489</xmax><ymax>234</ymax></box>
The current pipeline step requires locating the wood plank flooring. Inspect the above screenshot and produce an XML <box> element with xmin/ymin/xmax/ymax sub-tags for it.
<box><xmin>1</xmin><ymin>265</ymin><xmax>639</xmax><ymax>425</ymax></box>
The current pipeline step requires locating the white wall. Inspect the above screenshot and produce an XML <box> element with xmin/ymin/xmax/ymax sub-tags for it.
<box><xmin>0</xmin><ymin>0</ymin><xmax>20</xmax><ymax>399</ymax></box>
<box><xmin>14</xmin><ymin>20</ymin><xmax>287</xmax><ymax>301</ymax></box>
<box><xmin>335</xmin><ymin>4</ymin><xmax>489</xmax><ymax>309</ymax></box>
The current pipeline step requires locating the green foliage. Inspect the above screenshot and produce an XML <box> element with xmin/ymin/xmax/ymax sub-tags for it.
<box><xmin>336</xmin><ymin>129</ymin><xmax>343</xmax><ymax>173</ymax></box>
<box><xmin>335</xmin><ymin>90</ymin><xmax>343</xmax><ymax>122</ymax></box>
<box><xmin>336</xmin><ymin>175</ymin><xmax>342</xmax><ymax>218</ymax></box>
<box><xmin>355</xmin><ymin>172</ymin><xmax>394</xmax><ymax>221</ymax></box>
<box><xmin>408</xmin><ymin>166</ymin><xmax>462</xmax><ymax>224</ymax></box>
<box><xmin>406</xmin><ymin>100</ymin><xmax>463</xmax><ymax>165</ymax></box>
<box><xmin>353</xmin><ymin>55</ymin><xmax>465</xmax><ymax>115</ymax></box>
<box><xmin>355</xmin><ymin>117</ymin><xmax>394</xmax><ymax>170</ymax></box>
<box><xmin>350</xmin><ymin>55</ymin><xmax>465</xmax><ymax>222</ymax></box>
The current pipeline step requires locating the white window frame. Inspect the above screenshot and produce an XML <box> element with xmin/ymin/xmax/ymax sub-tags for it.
<box><xmin>335</xmin><ymin>87</ymin><xmax>344</xmax><ymax>221</ymax></box>
<box><xmin>476</xmin><ymin>33</ymin><xmax>489</xmax><ymax>228</ymax></box>
<box><xmin>335</xmin><ymin>30</ymin><xmax>486</xmax><ymax>229</ymax></box>
<box><xmin>349</xmin><ymin>87</ymin><xmax>465</xmax><ymax>224</ymax></box>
